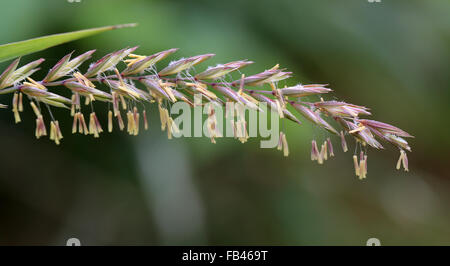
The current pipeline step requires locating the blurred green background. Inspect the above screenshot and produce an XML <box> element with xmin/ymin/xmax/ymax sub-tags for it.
<box><xmin>0</xmin><ymin>0</ymin><xmax>449</xmax><ymax>245</ymax></box>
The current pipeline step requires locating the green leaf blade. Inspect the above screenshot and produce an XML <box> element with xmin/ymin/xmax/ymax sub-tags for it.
<box><xmin>0</xmin><ymin>23</ymin><xmax>137</xmax><ymax>63</ymax></box>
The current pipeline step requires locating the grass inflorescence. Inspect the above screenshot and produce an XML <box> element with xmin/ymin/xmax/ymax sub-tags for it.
<box><xmin>0</xmin><ymin>47</ymin><xmax>413</xmax><ymax>178</ymax></box>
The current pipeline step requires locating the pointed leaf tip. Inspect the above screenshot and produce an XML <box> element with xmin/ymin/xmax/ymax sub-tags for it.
<box><xmin>0</xmin><ymin>23</ymin><xmax>138</xmax><ymax>63</ymax></box>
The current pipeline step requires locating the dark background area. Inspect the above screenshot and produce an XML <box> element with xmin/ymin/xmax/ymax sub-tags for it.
<box><xmin>0</xmin><ymin>0</ymin><xmax>449</xmax><ymax>245</ymax></box>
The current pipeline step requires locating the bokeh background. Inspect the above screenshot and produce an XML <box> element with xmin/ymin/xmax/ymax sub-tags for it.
<box><xmin>0</xmin><ymin>0</ymin><xmax>449</xmax><ymax>245</ymax></box>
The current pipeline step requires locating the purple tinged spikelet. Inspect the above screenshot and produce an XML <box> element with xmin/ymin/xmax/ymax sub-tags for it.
<box><xmin>195</xmin><ymin>60</ymin><xmax>253</xmax><ymax>80</ymax></box>
<box><xmin>159</xmin><ymin>54</ymin><xmax>215</xmax><ymax>76</ymax></box>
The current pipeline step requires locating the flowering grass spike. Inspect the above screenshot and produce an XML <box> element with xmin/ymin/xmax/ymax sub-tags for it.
<box><xmin>0</xmin><ymin>47</ymin><xmax>413</xmax><ymax>179</ymax></box>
